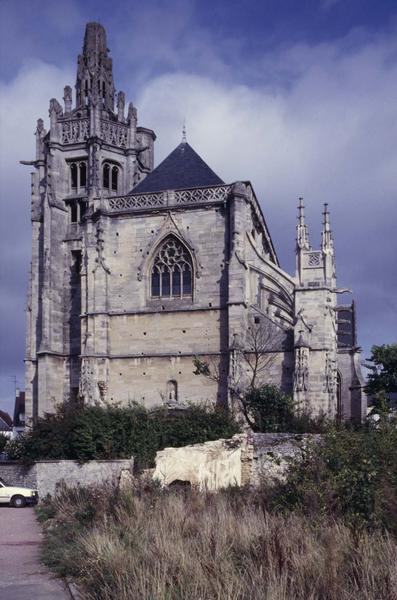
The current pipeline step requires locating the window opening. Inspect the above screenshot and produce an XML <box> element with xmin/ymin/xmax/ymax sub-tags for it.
<box><xmin>71</xmin><ymin>163</ymin><xmax>77</xmax><ymax>189</ymax></box>
<box><xmin>69</xmin><ymin>161</ymin><xmax>87</xmax><ymax>193</ymax></box>
<box><xmin>151</xmin><ymin>237</ymin><xmax>193</xmax><ymax>299</ymax></box>
<box><xmin>79</xmin><ymin>162</ymin><xmax>86</xmax><ymax>188</ymax></box>
<box><xmin>103</xmin><ymin>163</ymin><xmax>110</xmax><ymax>189</ymax></box>
<box><xmin>79</xmin><ymin>200</ymin><xmax>87</xmax><ymax>221</ymax></box>
<box><xmin>111</xmin><ymin>166</ymin><xmax>118</xmax><ymax>191</ymax></box>
<box><xmin>70</xmin><ymin>202</ymin><xmax>78</xmax><ymax>223</ymax></box>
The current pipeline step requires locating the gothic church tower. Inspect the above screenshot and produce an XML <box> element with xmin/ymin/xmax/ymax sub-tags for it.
<box><xmin>24</xmin><ymin>23</ymin><xmax>155</xmax><ymax>420</ymax></box>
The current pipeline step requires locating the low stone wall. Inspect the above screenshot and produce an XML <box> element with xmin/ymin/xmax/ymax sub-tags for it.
<box><xmin>0</xmin><ymin>458</ymin><xmax>133</xmax><ymax>499</ymax></box>
<box><xmin>251</xmin><ymin>433</ymin><xmax>320</xmax><ymax>486</ymax></box>
<box><xmin>152</xmin><ymin>433</ymin><xmax>320</xmax><ymax>490</ymax></box>
<box><xmin>153</xmin><ymin>435</ymin><xmax>246</xmax><ymax>491</ymax></box>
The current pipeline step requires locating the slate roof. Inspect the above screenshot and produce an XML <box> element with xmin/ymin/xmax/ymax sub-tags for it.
<box><xmin>131</xmin><ymin>142</ymin><xmax>224</xmax><ymax>194</ymax></box>
<box><xmin>0</xmin><ymin>410</ymin><xmax>12</xmax><ymax>431</ymax></box>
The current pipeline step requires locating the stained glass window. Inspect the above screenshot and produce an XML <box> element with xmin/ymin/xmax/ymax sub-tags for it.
<box><xmin>151</xmin><ymin>237</ymin><xmax>193</xmax><ymax>298</ymax></box>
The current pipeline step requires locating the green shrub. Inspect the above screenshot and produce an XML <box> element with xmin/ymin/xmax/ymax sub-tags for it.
<box><xmin>4</xmin><ymin>435</ymin><xmax>27</xmax><ymax>460</ymax></box>
<box><xmin>244</xmin><ymin>384</ymin><xmax>328</xmax><ymax>433</ymax></box>
<box><xmin>10</xmin><ymin>403</ymin><xmax>240</xmax><ymax>468</ymax></box>
<box><xmin>272</xmin><ymin>422</ymin><xmax>397</xmax><ymax>533</ymax></box>
<box><xmin>0</xmin><ymin>433</ymin><xmax>8</xmax><ymax>453</ymax></box>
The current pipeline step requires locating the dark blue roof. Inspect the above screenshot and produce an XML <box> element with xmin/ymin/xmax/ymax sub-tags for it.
<box><xmin>130</xmin><ymin>142</ymin><xmax>224</xmax><ymax>194</ymax></box>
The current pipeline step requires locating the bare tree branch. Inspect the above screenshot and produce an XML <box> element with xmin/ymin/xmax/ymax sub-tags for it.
<box><xmin>193</xmin><ymin>316</ymin><xmax>285</xmax><ymax>427</ymax></box>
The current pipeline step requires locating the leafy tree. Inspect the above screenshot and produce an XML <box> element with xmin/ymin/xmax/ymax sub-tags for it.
<box><xmin>243</xmin><ymin>385</ymin><xmax>293</xmax><ymax>431</ymax></box>
<box><xmin>242</xmin><ymin>384</ymin><xmax>327</xmax><ymax>433</ymax></box>
<box><xmin>194</xmin><ymin>318</ymin><xmax>285</xmax><ymax>427</ymax></box>
<box><xmin>365</xmin><ymin>344</ymin><xmax>397</xmax><ymax>410</ymax></box>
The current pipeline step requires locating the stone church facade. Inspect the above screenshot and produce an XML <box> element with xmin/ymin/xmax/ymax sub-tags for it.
<box><xmin>23</xmin><ymin>22</ymin><xmax>366</xmax><ymax>424</ymax></box>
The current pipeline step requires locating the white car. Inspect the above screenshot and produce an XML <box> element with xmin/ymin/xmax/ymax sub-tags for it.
<box><xmin>0</xmin><ymin>477</ymin><xmax>39</xmax><ymax>507</ymax></box>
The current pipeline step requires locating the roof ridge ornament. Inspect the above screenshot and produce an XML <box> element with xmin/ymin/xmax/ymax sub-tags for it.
<box><xmin>182</xmin><ymin>120</ymin><xmax>187</xmax><ymax>144</ymax></box>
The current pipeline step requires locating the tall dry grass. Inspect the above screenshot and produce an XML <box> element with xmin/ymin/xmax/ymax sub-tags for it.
<box><xmin>39</xmin><ymin>483</ymin><xmax>397</xmax><ymax>600</ymax></box>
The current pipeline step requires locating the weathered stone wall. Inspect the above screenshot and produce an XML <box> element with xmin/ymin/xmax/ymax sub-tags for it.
<box><xmin>153</xmin><ymin>435</ymin><xmax>247</xmax><ymax>491</ymax></box>
<box><xmin>151</xmin><ymin>433</ymin><xmax>320</xmax><ymax>490</ymax></box>
<box><xmin>251</xmin><ymin>433</ymin><xmax>320</xmax><ymax>486</ymax></box>
<box><xmin>0</xmin><ymin>461</ymin><xmax>37</xmax><ymax>489</ymax></box>
<box><xmin>0</xmin><ymin>458</ymin><xmax>133</xmax><ymax>499</ymax></box>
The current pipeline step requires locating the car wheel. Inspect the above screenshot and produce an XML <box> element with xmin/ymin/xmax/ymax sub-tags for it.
<box><xmin>11</xmin><ymin>495</ymin><xmax>26</xmax><ymax>508</ymax></box>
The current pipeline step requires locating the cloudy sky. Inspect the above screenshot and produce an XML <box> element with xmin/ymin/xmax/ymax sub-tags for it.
<box><xmin>0</xmin><ymin>0</ymin><xmax>396</xmax><ymax>415</ymax></box>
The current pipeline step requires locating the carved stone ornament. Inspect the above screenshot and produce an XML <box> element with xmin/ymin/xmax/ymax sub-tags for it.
<box><xmin>61</xmin><ymin>119</ymin><xmax>89</xmax><ymax>144</ymax></box>
<box><xmin>294</xmin><ymin>308</ymin><xmax>313</xmax><ymax>335</ymax></box>
<box><xmin>79</xmin><ymin>358</ymin><xmax>97</xmax><ymax>404</ymax></box>
<box><xmin>100</xmin><ymin>119</ymin><xmax>128</xmax><ymax>147</ymax></box>
<box><xmin>324</xmin><ymin>352</ymin><xmax>337</xmax><ymax>394</ymax></box>
<box><xmin>89</xmin><ymin>142</ymin><xmax>100</xmax><ymax>192</ymax></box>
<box><xmin>93</xmin><ymin>222</ymin><xmax>111</xmax><ymax>273</ymax></box>
<box><xmin>294</xmin><ymin>347</ymin><xmax>309</xmax><ymax>392</ymax></box>
<box><xmin>97</xmin><ymin>380</ymin><xmax>108</xmax><ymax>403</ymax></box>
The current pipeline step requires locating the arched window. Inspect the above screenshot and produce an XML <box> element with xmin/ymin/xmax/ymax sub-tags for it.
<box><xmin>111</xmin><ymin>166</ymin><xmax>118</xmax><ymax>191</ymax></box>
<box><xmin>151</xmin><ymin>236</ymin><xmax>193</xmax><ymax>299</ymax></box>
<box><xmin>70</xmin><ymin>163</ymin><xmax>77</xmax><ymax>189</ymax></box>
<box><xmin>103</xmin><ymin>163</ymin><xmax>110</xmax><ymax>189</ymax></box>
<box><xmin>69</xmin><ymin>161</ymin><xmax>87</xmax><ymax>193</ymax></box>
<box><xmin>102</xmin><ymin>162</ymin><xmax>120</xmax><ymax>192</ymax></box>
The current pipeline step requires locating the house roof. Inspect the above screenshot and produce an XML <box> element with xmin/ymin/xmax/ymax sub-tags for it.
<box><xmin>0</xmin><ymin>410</ymin><xmax>12</xmax><ymax>431</ymax></box>
<box><xmin>130</xmin><ymin>141</ymin><xmax>224</xmax><ymax>194</ymax></box>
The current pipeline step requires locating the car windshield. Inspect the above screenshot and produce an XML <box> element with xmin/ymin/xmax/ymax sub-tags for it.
<box><xmin>0</xmin><ymin>477</ymin><xmax>8</xmax><ymax>486</ymax></box>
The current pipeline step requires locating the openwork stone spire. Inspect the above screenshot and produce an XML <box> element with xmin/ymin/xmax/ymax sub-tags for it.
<box><xmin>321</xmin><ymin>203</ymin><xmax>334</xmax><ymax>254</ymax></box>
<box><xmin>296</xmin><ymin>197</ymin><xmax>310</xmax><ymax>250</ymax></box>
<box><xmin>75</xmin><ymin>22</ymin><xmax>115</xmax><ymax>110</ymax></box>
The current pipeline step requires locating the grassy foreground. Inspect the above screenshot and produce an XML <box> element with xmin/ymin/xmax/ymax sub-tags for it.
<box><xmin>38</xmin><ymin>483</ymin><xmax>397</xmax><ymax>600</ymax></box>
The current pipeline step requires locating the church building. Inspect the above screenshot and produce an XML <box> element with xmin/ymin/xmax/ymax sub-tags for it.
<box><xmin>23</xmin><ymin>22</ymin><xmax>367</xmax><ymax>424</ymax></box>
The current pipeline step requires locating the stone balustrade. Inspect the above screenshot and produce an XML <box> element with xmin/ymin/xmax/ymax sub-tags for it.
<box><xmin>105</xmin><ymin>185</ymin><xmax>232</xmax><ymax>213</ymax></box>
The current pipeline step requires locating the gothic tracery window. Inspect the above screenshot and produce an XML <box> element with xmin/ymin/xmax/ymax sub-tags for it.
<box><xmin>103</xmin><ymin>162</ymin><xmax>119</xmax><ymax>192</ymax></box>
<box><xmin>151</xmin><ymin>237</ymin><xmax>193</xmax><ymax>299</ymax></box>
<box><xmin>70</xmin><ymin>160</ymin><xmax>87</xmax><ymax>192</ymax></box>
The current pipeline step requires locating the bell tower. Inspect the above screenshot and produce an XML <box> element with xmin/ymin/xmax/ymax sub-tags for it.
<box><xmin>23</xmin><ymin>23</ymin><xmax>156</xmax><ymax>422</ymax></box>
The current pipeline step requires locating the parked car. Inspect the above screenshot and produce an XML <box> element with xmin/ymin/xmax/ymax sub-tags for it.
<box><xmin>0</xmin><ymin>477</ymin><xmax>39</xmax><ymax>507</ymax></box>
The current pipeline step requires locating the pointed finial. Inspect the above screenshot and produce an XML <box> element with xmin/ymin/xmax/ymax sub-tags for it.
<box><xmin>321</xmin><ymin>203</ymin><xmax>333</xmax><ymax>253</ymax></box>
<box><xmin>182</xmin><ymin>119</ymin><xmax>187</xmax><ymax>143</ymax></box>
<box><xmin>322</xmin><ymin>203</ymin><xmax>330</xmax><ymax>229</ymax></box>
<box><xmin>296</xmin><ymin>197</ymin><xmax>310</xmax><ymax>250</ymax></box>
